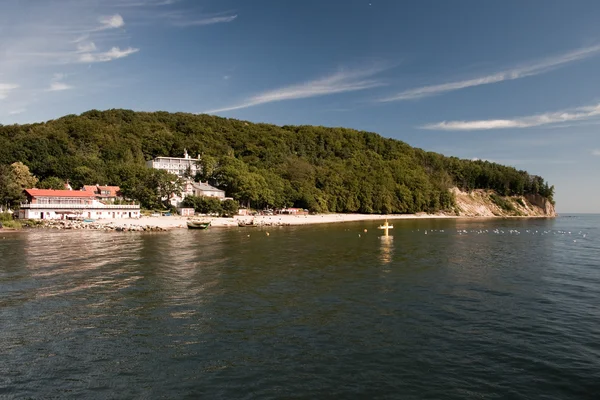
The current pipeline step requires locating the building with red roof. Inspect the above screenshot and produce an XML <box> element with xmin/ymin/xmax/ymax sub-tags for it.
<box><xmin>19</xmin><ymin>189</ymin><xmax>139</xmax><ymax>220</ymax></box>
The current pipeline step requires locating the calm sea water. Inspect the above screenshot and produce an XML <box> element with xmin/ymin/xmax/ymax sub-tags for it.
<box><xmin>1</xmin><ymin>215</ymin><xmax>599</xmax><ymax>399</ymax></box>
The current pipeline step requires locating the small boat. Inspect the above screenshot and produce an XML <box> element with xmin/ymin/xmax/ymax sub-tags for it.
<box><xmin>187</xmin><ymin>221</ymin><xmax>210</xmax><ymax>230</ymax></box>
<box><xmin>238</xmin><ymin>220</ymin><xmax>258</xmax><ymax>227</ymax></box>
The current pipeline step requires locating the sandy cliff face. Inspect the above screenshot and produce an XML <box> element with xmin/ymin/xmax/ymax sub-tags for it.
<box><xmin>450</xmin><ymin>188</ymin><xmax>556</xmax><ymax>217</ymax></box>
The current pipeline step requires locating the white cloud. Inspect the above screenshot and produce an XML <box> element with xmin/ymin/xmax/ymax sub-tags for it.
<box><xmin>79</xmin><ymin>47</ymin><xmax>140</xmax><ymax>63</ymax></box>
<box><xmin>380</xmin><ymin>45</ymin><xmax>600</xmax><ymax>102</ymax></box>
<box><xmin>114</xmin><ymin>0</ymin><xmax>179</xmax><ymax>6</ymax></box>
<box><xmin>73</xmin><ymin>34</ymin><xmax>90</xmax><ymax>43</ymax></box>
<box><xmin>77</xmin><ymin>41</ymin><xmax>97</xmax><ymax>52</ymax></box>
<box><xmin>173</xmin><ymin>14</ymin><xmax>237</xmax><ymax>27</ymax></box>
<box><xmin>205</xmin><ymin>67</ymin><xmax>386</xmax><ymax>114</ymax></box>
<box><xmin>422</xmin><ymin>103</ymin><xmax>600</xmax><ymax>131</ymax></box>
<box><xmin>592</xmin><ymin>149</ymin><xmax>600</xmax><ymax>156</ymax></box>
<box><xmin>0</xmin><ymin>83</ymin><xmax>20</xmax><ymax>100</ymax></box>
<box><xmin>48</xmin><ymin>82</ymin><xmax>73</xmax><ymax>91</ymax></box>
<box><xmin>45</xmin><ymin>73</ymin><xmax>73</xmax><ymax>91</ymax></box>
<box><xmin>8</xmin><ymin>108</ymin><xmax>26</xmax><ymax>115</ymax></box>
<box><xmin>98</xmin><ymin>14</ymin><xmax>125</xmax><ymax>30</ymax></box>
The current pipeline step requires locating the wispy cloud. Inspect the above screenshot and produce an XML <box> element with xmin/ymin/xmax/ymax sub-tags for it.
<box><xmin>422</xmin><ymin>103</ymin><xmax>600</xmax><ymax>131</ymax></box>
<box><xmin>0</xmin><ymin>3</ymin><xmax>141</xmax><ymax>112</ymax></box>
<box><xmin>205</xmin><ymin>67</ymin><xmax>386</xmax><ymax>114</ymax></box>
<box><xmin>48</xmin><ymin>82</ymin><xmax>72</xmax><ymax>91</ymax></box>
<box><xmin>44</xmin><ymin>73</ymin><xmax>73</xmax><ymax>91</ymax></box>
<box><xmin>77</xmin><ymin>41</ymin><xmax>97</xmax><ymax>52</ymax></box>
<box><xmin>97</xmin><ymin>14</ymin><xmax>125</xmax><ymax>30</ymax></box>
<box><xmin>379</xmin><ymin>45</ymin><xmax>600</xmax><ymax>102</ymax></box>
<box><xmin>592</xmin><ymin>149</ymin><xmax>600</xmax><ymax>156</ymax></box>
<box><xmin>0</xmin><ymin>83</ymin><xmax>20</xmax><ymax>100</ymax></box>
<box><xmin>8</xmin><ymin>108</ymin><xmax>26</xmax><ymax>115</ymax></box>
<box><xmin>79</xmin><ymin>47</ymin><xmax>140</xmax><ymax>63</ymax></box>
<box><xmin>114</xmin><ymin>0</ymin><xmax>179</xmax><ymax>6</ymax></box>
<box><xmin>172</xmin><ymin>14</ymin><xmax>237</xmax><ymax>27</ymax></box>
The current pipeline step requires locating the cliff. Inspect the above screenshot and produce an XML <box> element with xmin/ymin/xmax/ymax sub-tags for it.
<box><xmin>451</xmin><ymin>188</ymin><xmax>556</xmax><ymax>217</ymax></box>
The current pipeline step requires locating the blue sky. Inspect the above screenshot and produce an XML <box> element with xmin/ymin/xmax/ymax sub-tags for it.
<box><xmin>1</xmin><ymin>0</ymin><xmax>600</xmax><ymax>212</ymax></box>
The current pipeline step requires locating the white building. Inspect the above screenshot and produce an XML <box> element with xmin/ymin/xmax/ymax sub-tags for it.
<box><xmin>146</xmin><ymin>149</ymin><xmax>200</xmax><ymax>178</ymax></box>
<box><xmin>18</xmin><ymin>189</ymin><xmax>140</xmax><ymax>220</ymax></box>
<box><xmin>169</xmin><ymin>181</ymin><xmax>227</xmax><ymax>207</ymax></box>
<box><xmin>191</xmin><ymin>182</ymin><xmax>226</xmax><ymax>199</ymax></box>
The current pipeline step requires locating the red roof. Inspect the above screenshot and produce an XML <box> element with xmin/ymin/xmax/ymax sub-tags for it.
<box><xmin>97</xmin><ymin>186</ymin><xmax>121</xmax><ymax>197</ymax></box>
<box><xmin>82</xmin><ymin>185</ymin><xmax>98</xmax><ymax>193</ymax></box>
<box><xmin>81</xmin><ymin>185</ymin><xmax>121</xmax><ymax>197</ymax></box>
<box><xmin>24</xmin><ymin>189</ymin><xmax>96</xmax><ymax>198</ymax></box>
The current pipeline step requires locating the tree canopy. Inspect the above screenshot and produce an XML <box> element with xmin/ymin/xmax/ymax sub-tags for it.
<box><xmin>0</xmin><ymin>109</ymin><xmax>554</xmax><ymax>213</ymax></box>
<box><xmin>0</xmin><ymin>162</ymin><xmax>38</xmax><ymax>208</ymax></box>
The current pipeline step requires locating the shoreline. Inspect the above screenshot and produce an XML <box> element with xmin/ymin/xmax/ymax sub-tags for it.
<box><xmin>1</xmin><ymin>212</ymin><xmax>556</xmax><ymax>233</ymax></box>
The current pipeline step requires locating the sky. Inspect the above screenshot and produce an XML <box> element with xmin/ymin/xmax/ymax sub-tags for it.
<box><xmin>1</xmin><ymin>0</ymin><xmax>600</xmax><ymax>213</ymax></box>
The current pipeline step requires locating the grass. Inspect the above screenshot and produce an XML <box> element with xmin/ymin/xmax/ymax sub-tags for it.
<box><xmin>489</xmin><ymin>193</ymin><xmax>516</xmax><ymax>213</ymax></box>
<box><xmin>0</xmin><ymin>212</ymin><xmax>13</xmax><ymax>222</ymax></box>
<box><xmin>1</xmin><ymin>213</ymin><xmax>22</xmax><ymax>229</ymax></box>
<box><xmin>1</xmin><ymin>213</ymin><xmax>43</xmax><ymax>229</ymax></box>
<box><xmin>1</xmin><ymin>219</ymin><xmax>23</xmax><ymax>229</ymax></box>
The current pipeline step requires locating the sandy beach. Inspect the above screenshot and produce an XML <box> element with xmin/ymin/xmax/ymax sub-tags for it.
<box><xmin>95</xmin><ymin>212</ymin><xmax>458</xmax><ymax>230</ymax></box>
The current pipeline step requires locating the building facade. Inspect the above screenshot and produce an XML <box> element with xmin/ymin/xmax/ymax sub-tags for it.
<box><xmin>146</xmin><ymin>149</ymin><xmax>200</xmax><ymax>178</ymax></box>
<box><xmin>170</xmin><ymin>181</ymin><xmax>227</xmax><ymax>207</ymax></box>
<box><xmin>191</xmin><ymin>182</ymin><xmax>226</xmax><ymax>199</ymax></box>
<box><xmin>19</xmin><ymin>189</ymin><xmax>140</xmax><ymax>220</ymax></box>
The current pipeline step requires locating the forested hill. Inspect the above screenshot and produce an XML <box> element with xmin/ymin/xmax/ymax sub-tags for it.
<box><xmin>0</xmin><ymin>109</ymin><xmax>554</xmax><ymax>213</ymax></box>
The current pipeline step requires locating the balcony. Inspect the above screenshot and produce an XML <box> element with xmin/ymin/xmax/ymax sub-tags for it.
<box><xmin>20</xmin><ymin>203</ymin><xmax>140</xmax><ymax>209</ymax></box>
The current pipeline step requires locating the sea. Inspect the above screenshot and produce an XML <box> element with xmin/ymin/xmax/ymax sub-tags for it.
<box><xmin>1</xmin><ymin>215</ymin><xmax>599</xmax><ymax>399</ymax></box>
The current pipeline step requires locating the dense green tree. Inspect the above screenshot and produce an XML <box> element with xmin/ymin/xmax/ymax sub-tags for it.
<box><xmin>221</xmin><ymin>199</ymin><xmax>239</xmax><ymax>217</ymax></box>
<box><xmin>181</xmin><ymin>195</ymin><xmax>223</xmax><ymax>215</ymax></box>
<box><xmin>119</xmin><ymin>168</ymin><xmax>182</xmax><ymax>209</ymax></box>
<box><xmin>0</xmin><ymin>162</ymin><xmax>38</xmax><ymax>208</ymax></box>
<box><xmin>154</xmin><ymin>170</ymin><xmax>184</xmax><ymax>208</ymax></box>
<box><xmin>0</xmin><ymin>109</ymin><xmax>556</xmax><ymax>213</ymax></box>
<box><xmin>37</xmin><ymin>177</ymin><xmax>65</xmax><ymax>190</ymax></box>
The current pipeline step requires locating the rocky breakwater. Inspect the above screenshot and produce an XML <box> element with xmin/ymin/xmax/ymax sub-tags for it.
<box><xmin>39</xmin><ymin>220</ymin><xmax>170</xmax><ymax>232</ymax></box>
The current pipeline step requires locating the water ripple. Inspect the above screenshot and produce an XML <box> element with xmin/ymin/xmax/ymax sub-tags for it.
<box><xmin>1</xmin><ymin>217</ymin><xmax>599</xmax><ymax>398</ymax></box>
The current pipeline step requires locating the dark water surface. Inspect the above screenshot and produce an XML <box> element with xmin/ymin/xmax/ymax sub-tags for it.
<box><xmin>1</xmin><ymin>216</ymin><xmax>599</xmax><ymax>399</ymax></box>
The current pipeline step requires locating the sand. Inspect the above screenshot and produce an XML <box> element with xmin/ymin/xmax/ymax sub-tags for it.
<box><xmin>95</xmin><ymin>213</ymin><xmax>459</xmax><ymax>230</ymax></box>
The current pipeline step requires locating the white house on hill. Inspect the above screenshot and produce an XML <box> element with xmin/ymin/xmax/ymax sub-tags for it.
<box><xmin>192</xmin><ymin>182</ymin><xmax>226</xmax><ymax>199</ymax></box>
<box><xmin>146</xmin><ymin>149</ymin><xmax>200</xmax><ymax>178</ymax></box>
<box><xmin>169</xmin><ymin>181</ymin><xmax>227</xmax><ymax>207</ymax></box>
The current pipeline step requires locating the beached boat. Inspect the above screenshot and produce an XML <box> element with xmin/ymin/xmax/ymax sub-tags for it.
<box><xmin>187</xmin><ymin>221</ymin><xmax>210</xmax><ymax>230</ymax></box>
<box><xmin>238</xmin><ymin>220</ymin><xmax>258</xmax><ymax>227</ymax></box>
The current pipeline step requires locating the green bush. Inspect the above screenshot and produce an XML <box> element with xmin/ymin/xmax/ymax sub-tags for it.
<box><xmin>181</xmin><ymin>195</ymin><xmax>223</xmax><ymax>215</ymax></box>
<box><xmin>1</xmin><ymin>219</ymin><xmax>22</xmax><ymax>229</ymax></box>
<box><xmin>221</xmin><ymin>199</ymin><xmax>239</xmax><ymax>217</ymax></box>
<box><xmin>0</xmin><ymin>212</ymin><xmax>14</xmax><ymax>222</ymax></box>
<box><xmin>490</xmin><ymin>193</ymin><xmax>515</xmax><ymax>212</ymax></box>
